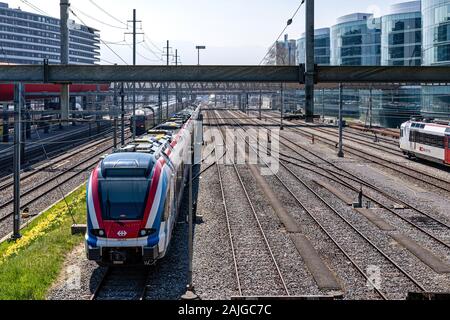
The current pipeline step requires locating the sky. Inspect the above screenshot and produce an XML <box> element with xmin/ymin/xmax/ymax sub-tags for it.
<box><xmin>7</xmin><ymin>0</ymin><xmax>410</xmax><ymax>65</ymax></box>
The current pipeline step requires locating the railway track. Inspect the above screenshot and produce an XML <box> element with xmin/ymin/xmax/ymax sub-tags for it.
<box><xmin>233</xmin><ymin>110</ymin><xmax>450</xmax><ymax>248</ymax></box>
<box><xmin>91</xmin><ymin>267</ymin><xmax>151</xmax><ymax>300</ymax></box>
<box><xmin>259</xmin><ymin>111</ymin><xmax>399</xmax><ymax>146</ymax></box>
<box><xmin>0</xmin><ymin>122</ymin><xmax>112</xmax><ymax>176</ymax></box>
<box><xmin>222</xmin><ymin>109</ymin><xmax>443</xmax><ymax>299</ymax></box>
<box><xmin>207</xmin><ymin>110</ymin><xmax>290</xmax><ymax>297</ymax></box>
<box><xmin>260</xmin><ymin>113</ymin><xmax>450</xmax><ymax>193</ymax></box>
<box><xmin>0</xmin><ymin>127</ymin><xmax>129</xmax><ymax>193</ymax></box>
<box><xmin>0</xmin><ymin>130</ymin><xmax>133</xmax><ymax>224</ymax></box>
<box><xmin>296</xmin><ymin>122</ymin><xmax>402</xmax><ymax>156</ymax></box>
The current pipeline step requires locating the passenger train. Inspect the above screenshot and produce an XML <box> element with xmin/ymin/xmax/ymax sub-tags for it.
<box><xmin>85</xmin><ymin>105</ymin><xmax>199</xmax><ymax>265</ymax></box>
<box><xmin>131</xmin><ymin>107</ymin><xmax>156</xmax><ymax>136</ymax></box>
<box><xmin>399</xmin><ymin>119</ymin><xmax>450</xmax><ymax>166</ymax></box>
<box><xmin>131</xmin><ymin>99</ymin><xmax>189</xmax><ymax>135</ymax></box>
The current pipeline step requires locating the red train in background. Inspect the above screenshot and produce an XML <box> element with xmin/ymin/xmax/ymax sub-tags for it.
<box><xmin>0</xmin><ymin>83</ymin><xmax>110</xmax><ymax>101</ymax></box>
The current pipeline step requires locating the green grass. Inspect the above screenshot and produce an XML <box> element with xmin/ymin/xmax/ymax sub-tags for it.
<box><xmin>0</xmin><ymin>186</ymin><xmax>86</xmax><ymax>300</ymax></box>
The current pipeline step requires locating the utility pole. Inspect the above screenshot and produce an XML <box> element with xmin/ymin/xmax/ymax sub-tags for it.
<box><xmin>304</xmin><ymin>0</ymin><xmax>315</xmax><ymax>122</ymax></box>
<box><xmin>195</xmin><ymin>45</ymin><xmax>206</xmax><ymax>65</ymax></box>
<box><xmin>120</xmin><ymin>83</ymin><xmax>125</xmax><ymax>146</ymax></box>
<box><xmin>259</xmin><ymin>90</ymin><xmax>262</xmax><ymax>120</ymax></box>
<box><xmin>165</xmin><ymin>41</ymin><xmax>171</xmax><ymax>121</ymax></box>
<box><xmin>158</xmin><ymin>86</ymin><xmax>163</xmax><ymax>123</ymax></box>
<box><xmin>2</xmin><ymin>104</ymin><xmax>8</xmax><ymax>143</ymax></box>
<box><xmin>12</xmin><ymin>83</ymin><xmax>23</xmax><ymax>240</ymax></box>
<box><xmin>175</xmin><ymin>49</ymin><xmax>179</xmax><ymax>112</ymax></box>
<box><xmin>322</xmin><ymin>88</ymin><xmax>325</xmax><ymax>122</ymax></box>
<box><xmin>174</xmin><ymin>49</ymin><xmax>179</xmax><ymax>66</ymax></box>
<box><xmin>246</xmin><ymin>93</ymin><xmax>249</xmax><ymax>115</ymax></box>
<box><xmin>280</xmin><ymin>83</ymin><xmax>284</xmax><ymax>130</ymax></box>
<box><xmin>337</xmin><ymin>83</ymin><xmax>344</xmax><ymax>158</ymax></box>
<box><xmin>126</xmin><ymin>9</ymin><xmax>143</xmax><ymax>140</ymax></box>
<box><xmin>113</xmin><ymin>80</ymin><xmax>119</xmax><ymax>147</ymax></box>
<box><xmin>60</xmin><ymin>0</ymin><xmax>70</xmax><ymax>126</ymax></box>
<box><xmin>369</xmin><ymin>85</ymin><xmax>373</xmax><ymax>129</ymax></box>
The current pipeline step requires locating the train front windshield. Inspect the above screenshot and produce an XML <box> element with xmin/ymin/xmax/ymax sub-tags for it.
<box><xmin>99</xmin><ymin>179</ymin><xmax>150</xmax><ymax>220</ymax></box>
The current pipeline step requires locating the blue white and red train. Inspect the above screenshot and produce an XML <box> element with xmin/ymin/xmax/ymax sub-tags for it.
<box><xmin>400</xmin><ymin>119</ymin><xmax>450</xmax><ymax>166</ymax></box>
<box><xmin>85</xmin><ymin>106</ymin><xmax>199</xmax><ymax>265</ymax></box>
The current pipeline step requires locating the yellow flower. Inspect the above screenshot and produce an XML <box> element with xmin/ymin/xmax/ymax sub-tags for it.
<box><xmin>0</xmin><ymin>190</ymin><xmax>86</xmax><ymax>265</ymax></box>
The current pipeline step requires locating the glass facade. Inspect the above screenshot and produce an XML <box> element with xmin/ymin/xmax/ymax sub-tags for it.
<box><xmin>296</xmin><ymin>88</ymin><xmax>361</xmax><ymax>118</ymax></box>
<box><xmin>423</xmin><ymin>0</ymin><xmax>450</xmax><ymax>65</ymax></box>
<box><xmin>0</xmin><ymin>2</ymin><xmax>100</xmax><ymax>65</ymax></box>
<box><xmin>360</xmin><ymin>86</ymin><xmax>422</xmax><ymax>128</ymax></box>
<box><xmin>264</xmin><ymin>35</ymin><xmax>297</xmax><ymax>65</ymax></box>
<box><xmin>381</xmin><ymin>3</ymin><xmax>422</xmax><ymax>66</ymax></box>
<box><xmin>297</xmin><ymin>28</ymin><xmax>331</xmax><ymax>65</ymax></box>
<box><xmin>422</xmin><ymin>0</ymin><xmax>450</xmax><ymax>120</ymax></box>
<box><xmin>331</xmin><ymin>13</ymin><xmax>381</xmax><ymax>66</ymax></box>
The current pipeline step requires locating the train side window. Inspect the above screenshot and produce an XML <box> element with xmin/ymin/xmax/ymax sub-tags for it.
<box><xmin>400</xmin><ymin>129</ymin><xmax>403</xmax><ymax>138</ymax></box>
<box><xmin>163</xmin><ymin>192</ymin><xmax>169</xmax><ymax>222</ymax></box>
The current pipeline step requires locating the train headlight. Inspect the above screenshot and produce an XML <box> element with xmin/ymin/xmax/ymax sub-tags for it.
<box><xmin>139</xmin><ymin>229</ymin><xmax>156</xmax><ymax>237</ymax></box>
<box><xmin>91</xmin><ymin>229</ymin><xmax>106</xmax><ymax>237</ymax></box>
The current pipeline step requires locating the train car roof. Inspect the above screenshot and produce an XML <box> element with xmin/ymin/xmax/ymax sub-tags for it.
<box><xmin>404</xmin><ymin>121</ymin><xmax>450</xmax><ymax>136</ymax></box>
<box><xmin>155</xmin><ymin>122</ymin><xmax>183</xmax><ymax>131</ymax></box>
<box><xmin>100</xmin><ymin>152</ymin><xmax>156</xmax><ymax>177</ymax></box>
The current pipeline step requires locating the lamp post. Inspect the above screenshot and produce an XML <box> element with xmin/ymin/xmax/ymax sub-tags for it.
<box><xmin>195</xmin><ymin>45</ymin><xmax>206</xmax><ymax>65</ymax></box>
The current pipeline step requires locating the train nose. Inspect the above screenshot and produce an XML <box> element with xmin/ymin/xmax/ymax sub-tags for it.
<box><xmin>104</xmin><ymin>221</ymin><xmax>142</xmax><ymax>239</ymax></box>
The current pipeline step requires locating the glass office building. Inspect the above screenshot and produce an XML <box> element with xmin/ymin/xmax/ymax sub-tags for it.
<box><xmin>422</xmin><ymin>0</ymin><xmax>450</xmax><ymax>119</ymax></box>
<box><xmin>381</xmin><ymin>1</ymin><xmax>422</xmax><ymax>66</ymax></box>
<box><xmin>367</xmin><ymin>2</ymin><xmax>423</xmax><ymax>127</ymax></box>
<box><xmin>265</xmin><ymin>34</ymin><xmax>297</xmax><ymax>65</ymax></box>
<box><xmin>297</xmin><ymin>28</ymin><xmax>331</xmax><ymax>65</ymax></box>
<box><xmin>331</xmin><ymin>13</ymin><xmax>381</xmax><ymax>66</ymax></box>
<box><xmin>0</xmin><ymin>2</ymin><xmax>100</xmax><ymax>65</ymax></box>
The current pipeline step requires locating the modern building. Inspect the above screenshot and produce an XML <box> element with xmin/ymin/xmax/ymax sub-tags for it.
<box><xmin>0</xmin><ymin>2</ymin><xmax>100</xmax><ymax>65</ymax></box>
<box><xmin>421</xmin><ymin>0</ymin><xmax>450</xmax><ymax>119</ymax></box>
<box><xmin>297</xmin><ymin>28</ymin><xmax>331</xmax><ymax>65</ymax></box>
<box><xmin>264</xmin><ymin>34</ymin><xmax>297</xmax><ymax>65</ymax></box>
<box><xmin>364</xmin><ymin>1</ymin><xmax>423</xmax><ymax>128</ymax></box>
<box><xmin>381</xmin><ymin>1</ymin><xmax>422</xmax><ymax>66</ymax></box>
<box><xmin>331</xmin><ymin>13</ymin><xmax>382</xmax><ymax>66</ymax></box>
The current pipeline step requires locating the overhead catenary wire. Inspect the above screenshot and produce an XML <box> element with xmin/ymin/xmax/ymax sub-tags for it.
<box><xmin>144</xmin><ymin>34</ymin><xmax>164</xmax><ymax>54</ymax></box>
<box><xmin>88</xmin><ymin>0</ymin><xmax>129</xmax><ymax>27</ymax></box>
<box><xmin>71</xmin><ymin>6</ymin><xmax>128</xmax><ymax>30</ymax></box>
<box><xmin>259</xmin><ymin>0</ymin><xmax>305</xmax><ymax>65</ymax></box>
<box><xmin>100</xmin><ymin>57</ymin><xmax>116</xmax><ymax>65</ymax></box>
<box><xmin>69</xmin><ymin>8</ymin><xmax>129</xmax><ymax>65</ymax></box>
<box><xmin>16</xmin><ymin>89</ymin><xmax>78</xmax><ymax>224</ymax></box>
<box><xmin>19</xmin><ymin>0</ymin><xmax>50</xmax><ymax>16</ymax></box>
<box><xmin>140</xmin><ymin>41</ymin><xmax>165</xmax><ymax>62</ymax></box>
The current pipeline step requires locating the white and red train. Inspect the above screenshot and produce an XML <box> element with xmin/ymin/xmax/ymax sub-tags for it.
<box><xmin>85</xmin><ymin>106</ymin><xmax>199</xmax><ymax>265</ymax></box>
<box><xmin>399</xmin><ymin>119</ymin><xmax>450</xmax><ymax>166</ymax></box>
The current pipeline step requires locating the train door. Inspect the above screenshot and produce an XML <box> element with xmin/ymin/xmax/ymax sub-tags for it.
<box><xmin>445</xmin><ymin>136</ymin><xmax>450</xmax><ymax>164</ymax></box>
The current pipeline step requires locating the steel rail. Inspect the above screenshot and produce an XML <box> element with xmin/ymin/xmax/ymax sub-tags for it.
<box><xmin>241</xmin><ymin>111</ymin><xmax>450</xmax><ymax>246</ymax></box>
<box><xmin>0</xmin><ymin>128</ymin><xmax>129</xmax><ymax>192</ymax></box>
<box><xmin>204</xmin><ymin>110</ymin><xmax>242</xmax><ymax>296</ymax></box>
<box><xmin>226</xmin><ymin>110</ymin><xmax>428</xmax><ymax>296</ymax></box>
<box><xmin>266</xmin><ymin>117</ymin><xmax>450</xmax><ymax>193</ymax></box>
<box><xmin>210</xmin><ymin>110</ymin><xmax>290</xmax><ymax>296</ymax></box>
